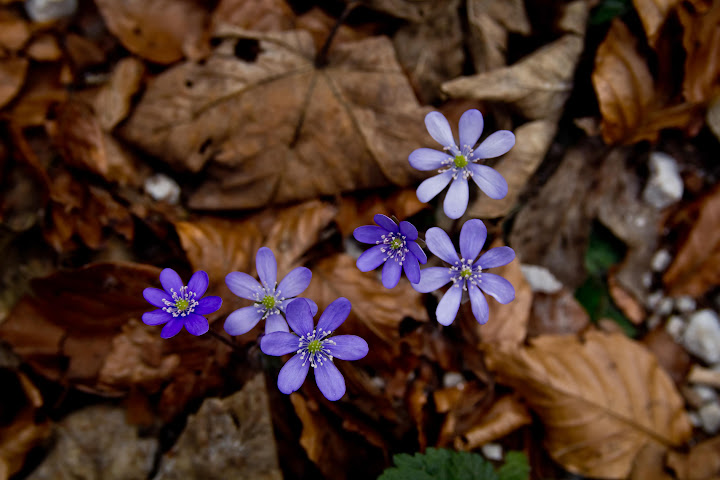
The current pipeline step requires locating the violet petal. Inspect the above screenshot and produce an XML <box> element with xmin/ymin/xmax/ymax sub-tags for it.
<box><xmin>412</xmin><ymin>267</ymin><xmax>452</xmax><ymax>293</ymax></box>
<box><xmin>476</xmin><ymin>246</ymin><xmax>515</xmax><ymax>269</ymax></box>
<box><xmin>142</xmin><ymin>309</ymin><xmax>172</xmax><ymax>326</ymax></box>
<box><xmin>261</xmin><ymin>331</ymin><xmax>300</xmax><ymax>356</ymax></box>
<box><xmin>468</xmin><ymin>164</ymin><xmax>508</xmax><ymax>200</ymax></box>
<box><xmin>474</xmin><ymin>130</ymin><xmax>515</xmax><ymax>158</ymax></box>
<box><xmin>469</xmin><ymin>283</ymin><xmax>490</xmax><ymax>325</ymax></box>
<box><xmin>399</xmin><ymin>221</ymin><xmax>418</xmax><ymax>241</ymax></box>
<box><xmin>187</xmin><ymin>271</ymin><xmax>209</xmax><ymax>297</ymax></box>
<box><xmin>353</xmin><ymin>225</ymin><xmax>386</xmax><ymax>244</ymax></box>
<box><xmin>436</xmin><ymin>285</ymin><xmax>462</xmax><ymax>326</ymax></box>
<box><xmin>160</xmin><ymin>268</ymin><xmax>183</xmax><ymax>294</ymax></box>
<box><xmin>425</xmin><ymin>111</ymin><xmax>457</xmax><ymax>150</ymax></box>
<box><xmin>356</xmin><ymin>244</ymin><xmax>386</xmax><ymax>272</ymax></box>
<box><xmin>408</xmin><ymin>241</ymin><xmax>427</xmax><ymax>264</ymax></box>
<box><xmin>161</xmin><ymin>317</ymin><xmax>185</xmax><ymax>338</ymax></box>
<box><xmin>278</xmin><ymin>267</ymin><xmax>312</xmax><ymax>298</ymax></box>
<box><xmin>184</xmin><ymin>313</ymin><xmax>209</xmax><ymax>336</ymax></box>
<box><xmin>225</xmin><ymin>272</ymin><xmax>262</xmax><ymax>300</ymax></box>
<box><xmin>277</xmin><ymin>354</ymin><xmax>310</xmax><ymax>395</ymax></box>
<box><xmin>326</xmin><ymin>335</ymin><xmax>369</xmax><ymax>361</ymax></box>
<box><xmin>256</xmin><ymin>247</ymin><xmax>278</xmax><ymax>287</ymax></box>
<box><xmin>373</xmin><ymin>214</ymin><xmax>398</xmax><ymax>232</ymax></box>
<box><xmin>314</xmin><ymin>361</ymin><xmax>346</xmax><ymax>401</ymax></box>
<box><xmin>194</xmin><ymin>296</ymin><xmax>222</xmax><ymax>315</ymax></box>
<box><xmin>382</xmin><ymin>259</ymin><xmax>402</xmax><ymax>288</ymax></box>
<box><xmin>443</xmin><ymin>176</ymin><xmax>469</xmax><ymax>219</ymax></box>
<box><xmin>425</xmin><ymin>227</ymin><xmax>460</xmax><ymax>264</ymax></box>
<box><xmin>459</xmin><ymin>219</ymin><xmax>487</xmax><ymax>261</ymax></box>
<box><xmin>416</xmin><ymin>170</ymin><xmax>453</xmax><ymax>203</ymax></box>
<box><xmin>458</xmin><ymin>109</ymin><xmax>484</xmax><ymax>149</ymax></box>
<box><xmin>479</xmin><ymin>273</ymin><xmax>515</xmax><ymax>304</ymax></box>
<box><xmin>317</xmin><ymin>297</ymin><xmax>351</xmax><ymax>333</ymax></box>
<box><xmin>223</xmin><ymin>306</ymin><xmax>263</xmax><ymax>336</ymax></box>
<box><xmin>143</xmin><ymin>288</ymin><xmax>169</xmax><ymax>308</ymax></box>
<box><xmin>409</xmin><ymin>148</ymin><xmax>449</xmax><ymax>171</ymax></box>
<box><xmin>403</xmin><ymin>257</ymin><xmax>421</xmax><ymax>284</ymax></box>
<box><xmin>286</xmin><ymin>298</ymin><xmax>315</xmax><ymax>336</ymax></box>
<box><xmin>265</xmin><ymin>313</ymin><xmax>290</xmax><ymax>334</ymax></box>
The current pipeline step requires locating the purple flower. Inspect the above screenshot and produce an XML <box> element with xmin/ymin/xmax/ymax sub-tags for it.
<box><xmin>353</xmin><ymin>214</ymin><xmax>428</xmax><ymax>288</ymax></box>
<box><xmin>261</xmin><ymin>297</ymin><xmax>368</xmax><ymax>401</ymax></box>
<box><xmin>142</xmin><ymin>269</ymin><xmax>222</xmax><ymax>338</ymax></box>
<box><xmin>224</xmin><ymin>247</ymin><xmax>314</xmax><ymax>336</ymax></box>
<box><xmin>409</xmin><ymin>109</ymin><xmax>515</xmax><ymax>219</ymax></box>
<box><xmin>413</xmin><ymin>219</ymin><xmax>515</xmax><ymax>326</ymax></box>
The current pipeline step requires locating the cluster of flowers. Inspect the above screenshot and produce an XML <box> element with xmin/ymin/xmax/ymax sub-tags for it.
<box><xmin>142</xmin><ymin>110</ymin><xmax>517</xmax><ymax>401</ymax></box>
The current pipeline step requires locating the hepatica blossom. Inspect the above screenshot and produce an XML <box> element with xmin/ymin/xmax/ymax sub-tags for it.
<box><xmin>353</xmin><ymin>214</ymin><xmax>427</xmax><ymax>288</ymax></box>
<box><xmin>225</xmin><ymin>247</ymin><xmax>313</xmax><ymax>335</ymax></box>
<box><xmin>142</xmin><ymin>269</ymin><xmax>222</xmax><ymax>338</ymax></box>
<box><xmin>409</xmin><ymin>109</ymin><xmax>515</xmax><ymax>219</ymax></box>
<box><xmin>413</xmin><ymin>219</ymin><xmax>515</xmax><ymax>326</ymax></box>
<box><xmin>261</xmin><ymin>297</ymin><xmax>368</xmax><ymax>401</ymax></box>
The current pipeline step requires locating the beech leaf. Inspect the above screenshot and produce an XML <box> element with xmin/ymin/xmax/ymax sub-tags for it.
<box><xmin>485</xmin><ymin>331</ymin><xmax>692</xmax><ymax>479</ymax></box>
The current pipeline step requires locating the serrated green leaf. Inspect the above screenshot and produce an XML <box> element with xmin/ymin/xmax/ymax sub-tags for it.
<box><xmin>590</xmin><ymin>0</ymin><xmax>632</xmax><ymax>24</ymax></box>
<box><xmin>497</xmin><ymin>451</ymin><xmax>530</xmax><ymax>480</ymax></box>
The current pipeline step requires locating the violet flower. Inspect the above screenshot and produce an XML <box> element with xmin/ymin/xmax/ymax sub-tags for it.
<box><xmin>142</xmin><ymin>269</ymin><xmax>222</xmax><ymax>338</ymax></box>
<box><xmin>413</xmin><ymin>219</ymin><xmax>515</xmax><ymax>325</ymax></box>
<box><xmin>224</xmin><ymin>247</ymin><xmax>314</xmax><ymax>336</ymax></box>
<box><xmin>409</xmin><ymin>109</ymin><xmax>515</xmax><ymax>219</ymax></box>
<box><xmin>261</xmin><ymin>297</ymin><xmax>368</xmax><ymax>401</ymax></box>
<box><xmin>354</xmin><ymin>214</ymin><xmax>427</xmax><ymax>288</ymax></box>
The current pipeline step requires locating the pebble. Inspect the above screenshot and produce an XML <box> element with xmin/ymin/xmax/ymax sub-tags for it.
<box><xmin>657</xmin><ymin>297</ymin><xmax>674</xmax><ymax>316</ymax></box>
<box><xmin>641</xmin><ymin>272</ymin><xmax>653</xmax><ymax>289</ymax></box>
<box><xmin>693</xmin><ymin>385</ymin><xmax>718</xmax><ymax>405</ymax></box>
<box><xmin>144</xmin><ymin>173</ymin><xmax>181</xmax><ymax>204</ymax></box>
<box><xmin>666</xmin><ymin>316</ymin><xmax>685</xmax><ymax>342</ymax></box>
<box><xmin>651</xmin><ymin>249</ymin><xmax>672</xmax><ymax>272</ymax></box>
<box><xmin>481</xmin><ymin>443</ymin><xmax>503</xmax><ymax>461</ymax></box>
<box><xmin>25</xmin><ymin>0</ymin><xmax>77</xmax><ymax>22</ymax></box>
<box><xmin>683</xmin><ymin>310</ymin><xmax>720</xmax><ymax>364</ymax></box>
<box><xmin>675</xmin><ymin>296</ymin><xmax>697</xmax><ymax>313</ymax></box>
<box><xmin>642</xmin><ymin>152</ymin><xmax>684</xmax><ymax>209</ymax></box>
<box><xmin>443</xmin><ymin>372</ymin><xmax>465</xmax><ymax>389</ymax></box>
<box><xmin>520</xmin><ymin>265</ymin><xmax>563</xmax><ymax>293</ymax></box>
<box><xmin>646</xmin><ymin>291</ymin><xmax>663</xmax><ymax>310</ymax></box>
<box><xmin>698</xmin><ymin>402</ymin><xmax>720</xmax><ymax>434</ymax></box>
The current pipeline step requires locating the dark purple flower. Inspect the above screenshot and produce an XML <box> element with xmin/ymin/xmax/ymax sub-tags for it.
<box><xmin>413</xmin><ymin>219</ymin><xmax>515</xmax><ymax>325</ymax></box>
<box><xmin>409</xmin><ymin>109</ymin><xmax>514</xmax><ymax>219</ymax></box>
<box><xmin>261</xmin><ymin>297</ymin><xmax>368</xmax><ymax>401</ymax></box>
<box><xmin>142</xmin><ymin>269</ymin><xmax>222</xmax><ymax>338</ymax></box>
<box><xmin>353</xmin><ymin>214</ymin><xmax>428</xmax><ymax>288</ymax></box>
<box><xmin>224</xmin><ymin>247</ymin><xmax>314</xmax><ymax>336</ymax></box>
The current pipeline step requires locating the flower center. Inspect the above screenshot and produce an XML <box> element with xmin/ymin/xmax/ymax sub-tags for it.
<box><xmin>253</xmin><ymin>283</ymin><xmax>285</xmax><ymax>318</ymax></box>
<box><xmin>460</xmin><ymin>266</ymin><xmax>472</xmax><ymax>278</ymax></box>
<box><xmin>378</xmin><ymin>232</ymin><xmax>408</xmax><ymax>265</ymax></box>
<box><xmin>390</xmin><ymin>238</ymin><xmax>403</xmax><ymax>250</ymax></box>
<box><xmin>175</xmin><ymin>298</ymin><xmax>189</xmax><ymax>311</ymax></box>
<box><xmin>260</xmin><ymin>295</ymin><xmax>276</xmax><ymax>309</ymax></box>
<box><xmin>307</xmin><ymin>339</ymin><xmax>322</xmax><ymax>353</ymax></box>
<box><xmin>449</xmin><ymin>258</ymin><xmax>482</xmax><ymax>290</ymax></box>
<box><xmin>162</xmin><ymin>285</ymin><xmax>198</xmax><ymax>317</ymax></box>
<box><xmin>454</xmin><ymin>154</ymin><xmax>468</xmax><ymax>168</ymax></box>
<box><xmin>298</xmin><ymin>328</ymin><xmax>336</xmax><ymax>368</ymax></box>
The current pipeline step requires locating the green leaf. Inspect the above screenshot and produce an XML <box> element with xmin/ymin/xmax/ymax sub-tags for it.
<box><xmin>584</xmin><ymin>224</ymin><xmax>625</xmax><ymax>276</ymax></box>
<box><xmin>497</xmin><ymin>451</ymin><xmax>530</xmax><ymax>480</ymax></box>
<box><xmin>590</xmin><ymin>0</ymin><xmax>632</xmax><ymax>24</ymax></box>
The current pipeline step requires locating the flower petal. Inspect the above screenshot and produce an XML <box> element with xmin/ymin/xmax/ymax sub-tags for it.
<box><xmin>261</xmin><ymin>331</ymin><xmax>299</xmax><ymax>356</ymax></box>
<box><xmin>265</xmin><ymin>313</ymin><xmax>290</xmax><ymax>334</ymax></box>
<box><xmin>314</xmin><ymin>361</ymin><xmax>346</xmax><ymax>401</ymax></box>
<box><xmin>425</xmin><ymin>111</ymin><xmax>456</xmax><ymax>149</ymax></box>
<box><xmin>286</xmin><ymin>298</ymin><xmax>315</xmax><ymax>336</ymax></box>
<box><xmin>326</xmin><ymin>335</ymin><xmax>369</xmax><ymax>361</ymax></box>
<box><xmin>160</xmin><ymin>268</ymin><xmax>184</xmax><ymax>294</ymax></box>
<box><xmin>399</xmin><ymin>221</ymin><xmax>418</xmax><ymax>240</ymax></box>
<box><xmin>225</xmin><ymin>272</ymin><xmax>262</xmax><ymax>300</ymax></box>
<box><xmin>256</xmin><ymin>247</ymin><xmax>277</xmax><ymax>287</ymax></box>
<box><xmin>184</xmin><ymin>313</ymin><xmax>209</xmax><ymax>336</ymax></box>
<box><xmin>459</xmin><ymin>109</ymin><xmax>484</xmax><ymax>149</ymax></box>
<box><xmin>373</xmin><ymin>214</ymin><xmax>398</xmax><ymax>232</ymax></box>
<box><xmin>408</xmin><ymin>241</ymin><xmax>427</xmax><ymax>264</ymax></box>
<box><xmin>425</xmin><ymin>227</ymin><xmax>460</xmax><ymax>264</ymax></box>
<box><xmin>468</xmin><ymin>164</ymin><xmax>508</xmax><ymax>199</ymax></box>
<box><xmin>469</xmin><ymin>283</ymin><xmax>490</xmax><ymax>325</ymax></box>
<box><xmin>161</xmin><ymin>317</ymin><xmax>184</xmax><ymax>338</ymax></box>
<box><xmin>443</xmin><ymin>176</ymin><xmax>469</xmax><ymax>219</ymax></box>
<box><xmin>291</xmin><ymin>297</ymin><xmax>318</xmax><ymax>317</ymax></box>
<box><xmin>412</xmin><ymin>267</ymin><xmax>452</xmax><ymax>293</ymax></box>
<box><xmin>277</xmin><ymin>354</ymin><xmax>310</xmax><ymax>395</ymax></box>
<box><xmin>403</xmin><ymin>257</ymin><xmax>421</xmax><ymax>284</ymax></box>
<box><xmin>317</xmin><ymin>297</ymin><xmax>351</xmax><ymax>333</ymax></box>
<box><xmin>187</xmin><ymin>271</ymin><xmax>209</xmax><ymax>297</ymax></box>
<box><xmin>278</xmin><ymin>267</ymin><xmax>311</xmax><ymax>298</ymax></box>
<box><xmin>476</xmin><ymin>246</ymin><xmax>516</xmax><ymax>269</ymax></box>
<box><xmin>194</xmin><ymin>296</ymin><xmax>222</xmax><ymax>315</ymax></box>
<box><xmin>223</xmin><ymin>306</ymin><xmax>263</xmax><ymax>336</ymax></box>
<box><xmin>474</xmin><ymin>130</ymin><xmax>515</xmax><ymax>158</ymax></box>
<box><xmin>459</xmin><ymin>219</ymin><xmax>487</xmax><ymax>261</ymax></box>
<box><xmin>436</xmin><ymin>285</ymin><xmax>462</xmax><ymax>326</ymax></box>
<box><xmin>356</xmin><ymin>244</ymin><xmax>387</xmax><ymax>272</ymax></box>
<box><xmin>408</xmin><ymin>148</ymin><xmax>449</xmax><ymax>171</ymax></box>
<box><xmin>142</xmin><ymin>309</ymin><xmax>172</xmax><ymax>326</ymax></box>
<box><xmin>143</xmin><ymin>288</ymin><xmax>169</xmax><ymax>308</ymax></box>
<box><xmin>416</xmin><ymin>170</ymin><xmax>453</xmax><ymax>203</ymax></box>
<box><xmin>382</xmin><ymin>259</ymin><xmax>402</xmax><ymax>288</ymax></box>
<box><xmin>479</xmin><ymin>273</ymin><xmax>515</xmax><ymax>304</ymax></box>
<box><xmin>353</xmin><ymin>225</ymin><xmax>386</xmax><ymax>244</ymax></box>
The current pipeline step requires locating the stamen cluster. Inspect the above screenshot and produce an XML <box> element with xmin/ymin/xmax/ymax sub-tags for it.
<box><xmin>449</xmin><ymin>258</ymin><xmax>482</xmax><ymax>291</ymax></box>
<box><xmin>297</xmin><ymin>327</ymin><xmax>336</xmax><ymax>368</ymax></box>
<box><xmin>378</xmin><ymin>232</ymin><xmax>409</xmax><ymax>266</ymax></box>
<box><xmin>162</xmin><ymin>285</ymin><xmax>199</xmax><ymax>317</ymax></box>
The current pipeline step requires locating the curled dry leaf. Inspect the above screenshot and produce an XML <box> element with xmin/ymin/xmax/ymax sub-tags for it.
<box><xmin>93</xmin><ymin>57</ymin><xmax>145</xmax><ymax>131</ymax></box>
<box><xmin>0</xmin><ymin>9</ymin><xmax>29</xmax><ymax>52</ymax></box>
<box><xmin>454</xmin><ymin>395</ymin><xmax>532</xmax><ymax>451</ymax></box>
<box><xmin>6</xmin><ymin>64</ymin><xmax>67</xmax><ymax>127</ymax></box>
<box><xmin>633</xmin><ymin>0</ymin><xmax>681</xmax><ymax>47</ymax></box>
<box><xmin>663</xmin><ymin>182</ymin><xmax>720</xmax><ymax>297</ymax></box>
<box><xmin>527</xmin><ymin>289</ymin><xmax>590</xmax><ymax>337</ymax></box>
<box><xmin>667</xmin><ymin>436</ymin><xmax>720</xmax><ymax>480</ymax></box>
<box><xmin>641</xmin><ymin>326</ymin><xmax>691</xmax><ymax>385</ymax></box>
<box><xmin>94</xmin><ymin>0</ymin><xmax>209</xmax><ymax>64</ymax></box>
<box><xmin>485</xmin><ymin>331</ymin><xmax>692</xmax><ymax>479</ymax></box>
<box><xmin>0</xmin><ymin>57</ymin><xmax>28</xmax><ymax>109</ymax></box>
<box><xmin>121</xmin><ymin>29</ymin><xmax>429</xmax><ymax>210</ymax></box>
<box><xmin>467</xmin><ymin>0</ymin><xmax>531</xmax><ymax>72</ymax></box>
<box><xmin>346</xmin><ymin>0</ymin><xmax>436</xmax><ymax>22</ymax></box>
<box><xmin>680</xmin><ymin>1</ymin><xmax>720</xmax><ymax>104</ymax></box>
<box><xmin>210</xmin><ymin>0</ymin><xmax>295</xmax><ymax>34</ymax></box>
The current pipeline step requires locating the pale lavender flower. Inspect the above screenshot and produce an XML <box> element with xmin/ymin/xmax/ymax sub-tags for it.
<box><xmin>224</xmin><ymin>247</ymin><xmax>314</xmax><ymax>336</ymax></box>
<box><xmin>142</xmin><ymin>269</ymin><xmax>222</xmax><ymax>338</ymax></box>
<box><xmin>409</xmin><ymin>109</ymin><xmax>514</xmax><ymax>219</ymax></box>
<box><xmin>261</xmin><ymin>297</ymin><xmax>368</xmax><ymax>401</ymax></box>
<box><xmin>413</xmin><ymin>219</ymin><xmax>515</xmax><ymax>325</ymax></box>
<box><xmin>354</xmin><ymin>214</ymin><xmax>427</xmax><ymax>288</ymax></box>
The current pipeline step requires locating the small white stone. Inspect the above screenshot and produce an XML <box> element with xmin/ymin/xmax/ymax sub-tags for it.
<box><xmin>689</xmin><ymin>411</ymin><xmax>702</xmax><ymax>427</ymax></box>
<box><xmin>666</xmin><ymin>316</ymin><xmax>685</xmax><ymax>341</ymax></box>
<box><xmin>481</xmin><ymin>443</ymin><xmax>503</xmax><ymax>461</ymax></box>
<box><xmin>641</xmin><ymin>272</ymin><xmax>653</xmax><ymax>289</ymax></box>
<box><xmin>699</xmin><ymin>402</ymin><xmax>720</xmax><ymax>434</ymax></box>
<box><xmin>676</xmin><ymin>296</ymin><xmax>697</xmax><ymax>313</ymax></box>
<box><xmin>651</xmin><ymin>249</ymin><xmax>672</xmax><ymax>272</ymax></box>
<box><xmin>657</xmin><ymin>297</ymin><xmax>674</xmax><ymax>316</ymax></box>
<box><xmin>520</xmin><ymin>264</ymin><xmax>563</xmax><ymax>293</ymax></box>
<box><xmin>25</xmin><ymin>0</ymin><xmax>77</xmax><ymax>22</ymax></box>
<box><xmin>684</xmin><ymin>310</ymin><xmax>720</xmax><ymax>364</ymax></box>
<box><xmin>369</xmin><ymin>376</ymin><xmax>385</xmax><ymax>389</ymax></box>
<box><xmin>646</xmin><ymin>291</ymin><xmax>663</xmax><ymax>310</ymax></box>
<box><xmin>144</xmin><ymin>173</ymin><xmax>181</xmax><ymax>204</ymax></box>
<box><xmin>647</xmin><ymin>314</ymin><xmax>662</xmax><ymax>330</ymax></box>
<box><xmin>642</xmin><ymin>152</ymin><xmax>684</xmax><ymax>209</ymax></box>
<box><xmin>443</xmin><ymin>372</ymin><xmax>465</xmax><ymax>389</ymax></box>
<box><xmin>693</xmin><ymin>385</ymin><xmax>718</xmax><ymax>405</ymax></box>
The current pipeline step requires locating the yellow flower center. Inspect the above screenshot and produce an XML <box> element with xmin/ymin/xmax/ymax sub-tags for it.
<box><xmin>454</xmin><ymin>154</ymin><xmax>468</xmax><ymax>168</ymax></box>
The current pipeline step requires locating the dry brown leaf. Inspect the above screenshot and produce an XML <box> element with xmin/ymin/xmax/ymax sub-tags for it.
<box><xmin>0</xmin><ymin>10</ymin><xmax>29</xmax><ymax>52</ymax></box>
<box><xmin>466</xmin><ymin>119</ymin><xmax>556</xmax><ymax>219</ymax></box>
<box><xmin>348</xmin><ymin>0</ymin><xmax>436</xmax><ymax>22</ymax></box>
<box><xmin>93</xmin><ymin>57</ymin><xmax>145</xmax><ymax>131</ymax></box>
<box><xmin>467</xmin><ymin>0</ymin><xmax>531</xmax><ymax>72</ymax></box>
<box><xmin>667</xmin><ymin>436</ymin><xmax>720</xmax><ymax>480</ymax></box>
<box><xmin>629</xmin><ymin>442</ymin><xmax>674</xmax><ymax>480</ymax></box>
<box><xmin>211</xmin><ymin>0</ymin><xmax>295</xmax><ymax>34</ymax></box>
<box><xmin>608</xmin><ymin>271</ymin><xmax>645</xmax><ymax>324</ymax></box>
<box><xmin>641</xmin><ymin>326</ymin><xmax>691</xmax><ymax>385</ymax></box>
<box><xmin>663</xmin><ymin>182</ymin><xmax>720</xmax><ymax>297</ymax></box>
<box><xmin>0</xmin><ymin>57</ymin><xmax>28</xmax><ymax>109</ymax></box>
<box><xmin>454</xmin><ymin>395</ymin><xmax>532</xmax><ymax>450</ymax></box>
<box><xmin>95</xmin><ymin>0</ymin><xmax>209</xmax><ymax>64</ymax></box>
<box><xmin>680</xmin><ymin>1</ymin><xmax>720</xmax><ymax>104</ymax></box>
<box><xmin>121</xmin><ymin>29</ymin><xmax>429</xmax><ymax>210</ymax></box>
<box><xmin>25</xmin><ymin>34</ymin><xmax>62</xmax><ymax>62</ymax></box>
<box><xmin>485</xmin><ymin>331</ymin><xmax>692</xmax><ymax>479</ymax></box>
<box><xmin>633</xmin><ymin>0</ymin><xmax>681</xmax><ymax>47</ymax></box>
<box><xmin>6</xmin><ymin>64</ymin><xmax>67</xmax><ymax>127</ymax></box>
<box><xmin>527</xmin><ymin>289</ymin><xmax>590</xmax><ymax>337</ymax></box>
<box><xmin>296</xmin><ymin>7</ymin><xmax>374</xmax><ymax>52</ymax></box>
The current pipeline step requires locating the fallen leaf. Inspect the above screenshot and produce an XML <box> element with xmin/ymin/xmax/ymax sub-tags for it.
<box><xmin>121</xmin><ymin>28</ymin><xmax>429</xmax><ymax>209</ymax></box>
<box><xmin>526</xmin><ymin>289</ymin><xmax>590</xmax><ymax>337</ymax></box>
<box><xmin>0</xmin><ymin>57</ymin><xmax>28</xmax><ymax>109</ymax></box>
<box><xmin>25</xmin><ymin>34</ymin><xmax>62</xmax><ymax>62</ymax></box>
<box><xmin>667</xmin><ymin>436</ymin><xmax>720</xmax><ymax>480</ymax></box>
<box><xmin>485</xmin><ymin>331</ymin><xmax>692</xmax><ymax>479</ymax></box>
<box><xmin>679</xmin><ymin>1</ymin><xmax>720</xmax><ymax>104</ymax></box>
<box><xmin>632</xmin><ymin>0</ymin><xmax>681</xmax><ymax>47</ymax></box>
<box><xmin>0</xmin><ymin>10</ymin><xmax>29</xmax><ymax>52</ymax></box>
<box><xmin>663</xmin><ymin>182</ymin><xmax>720</xmax><ymax>297</ymax></box>
<box><xmin>641</xmin><ymin>326</ymin><xmax>691</xmax><ymax>385</ymax></box>
<box><xmin>708</xmin><ymin>94</ymin><xmax>720</xmax><ymax>141</ymax></box>
<box><xmin>210</xmin><ymin>0</ymin><xmax>295</xmax><ymax>34</ymax></box>
<box><xmin>629</xmin><ymin>442</ymin><xmax>674</xmax><ymax>480</ymax></box>
<box><xmin>6</xmin><ymin>64</ymin><xmax>67</xmax><ymax>127</ymax></box>
<box><xmin>94</xmin><ymin>0</ymin><xmax>209</xmax><ymax>64</ymax></box>
<box><xmin>347</xmin><ymin>0</ymin><xmax>436</xmax><ymax>22</ymax></box>
<box><xmin>608</xmin><ymin>271</ymin><xmax>645</xmax><ymax>324</ymax></box>
<box><xmin>92</xmin><ymin>57</ymin><xmax>145</xmax><ymax>131</ymax></box>
<box><xmin>466</xmin><ymin>0</ymin><xmax>531</xmax><ymax>72</ymax></box>
<box><xmin>453</xmin><ymin>395</ymin><xmax>532</xmax><ymax>450</ymax></box>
